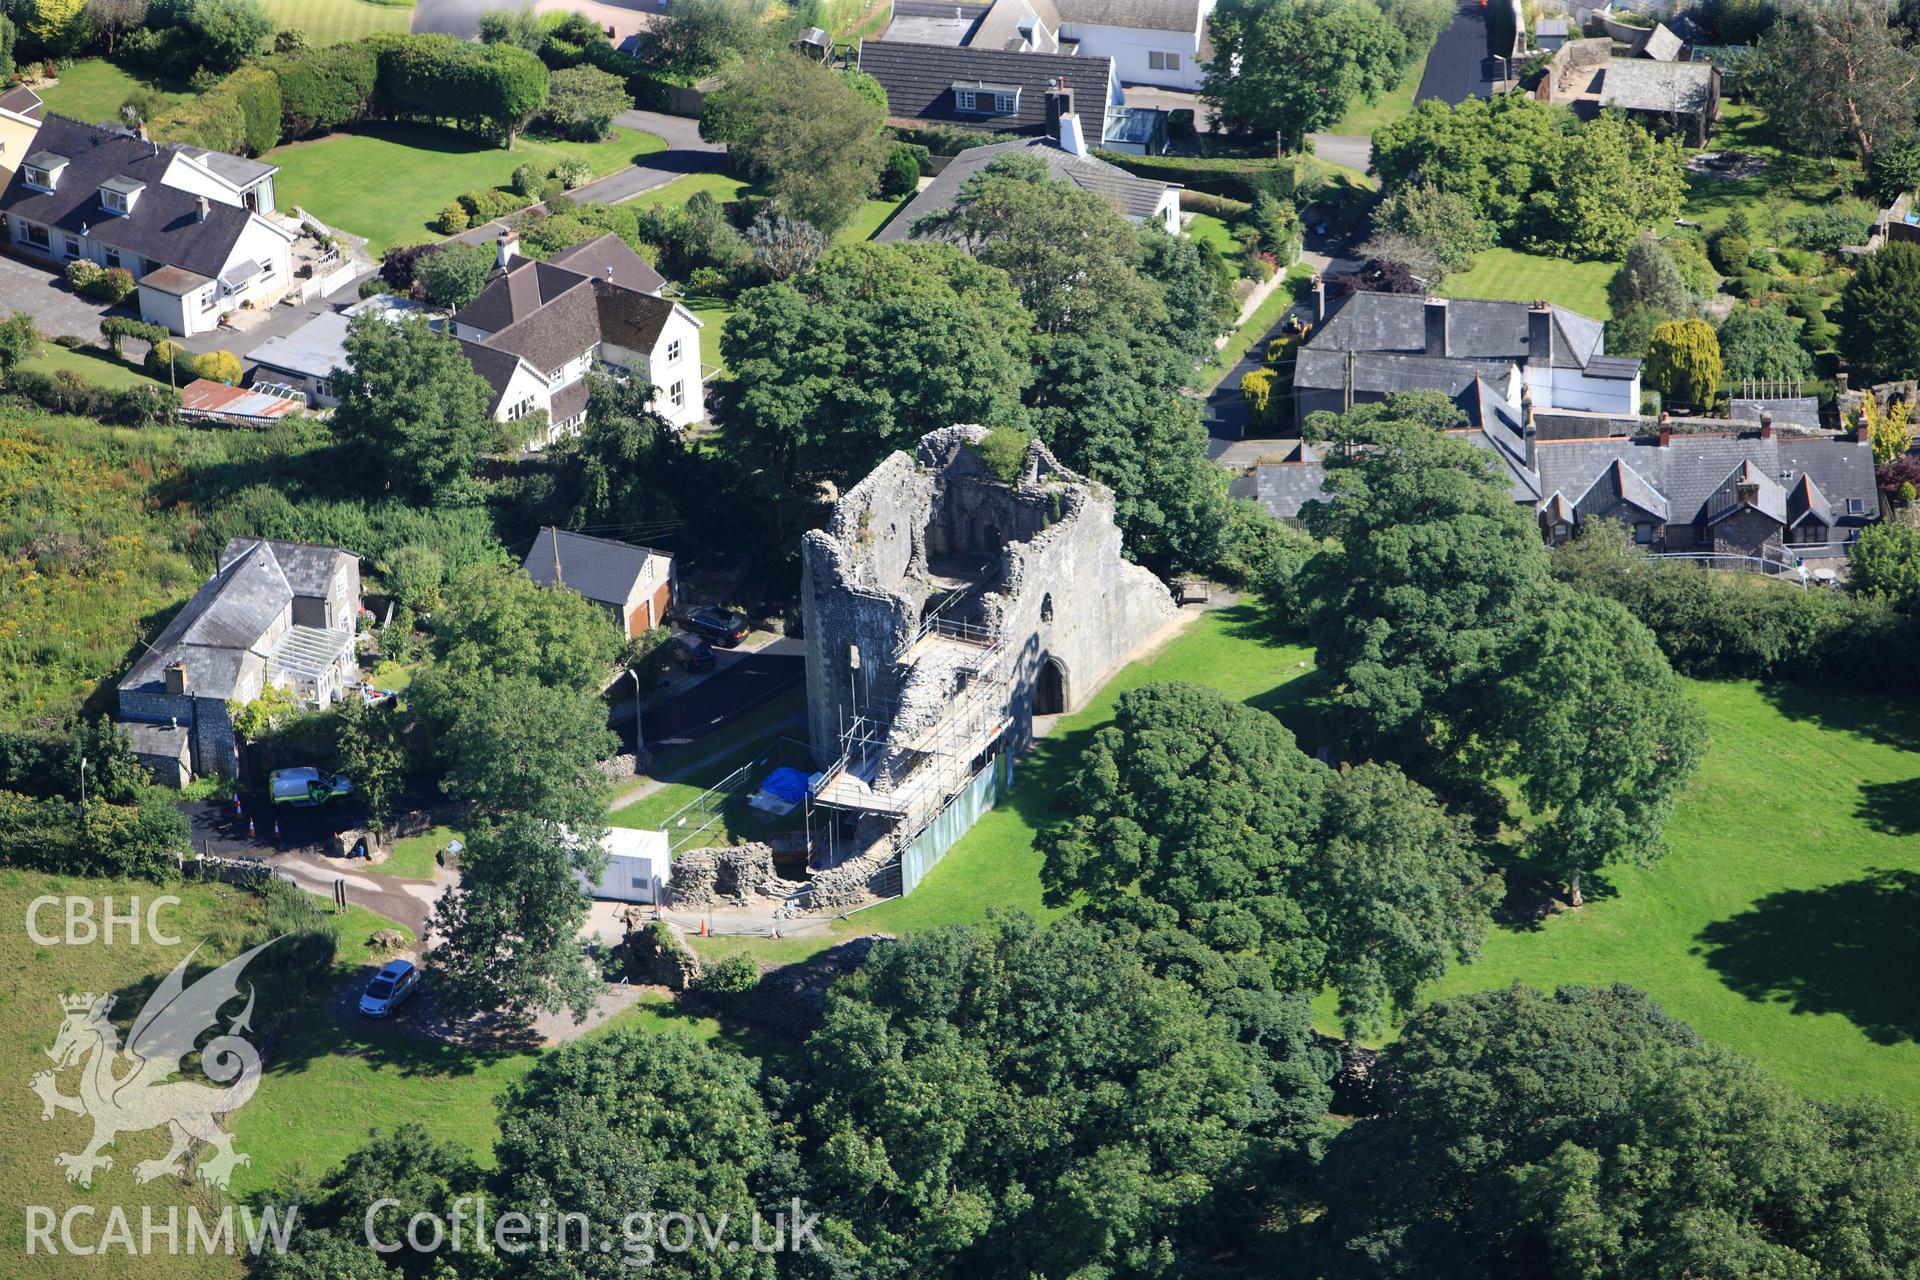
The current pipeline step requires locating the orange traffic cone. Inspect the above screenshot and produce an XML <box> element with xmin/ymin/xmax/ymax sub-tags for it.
<box><xmin>699</xmin><ymin>915</ymin><xmax>709</xmax><ymax>937</ymax></box>
<box><xmin>770</xmin><ymin>922</ymin><xmax>779</xmax><ymax>940</ymax></box>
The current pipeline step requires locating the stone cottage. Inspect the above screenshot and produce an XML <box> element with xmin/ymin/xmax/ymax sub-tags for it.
<box><xmin>117</xmin><ymin>538</ymin><xmax>361</xmax><ymax>781</ymax></box>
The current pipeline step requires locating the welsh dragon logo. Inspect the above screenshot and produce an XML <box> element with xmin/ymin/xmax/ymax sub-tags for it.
<box><xmin>29</xmin><ymin>937</ymin><xmax>283</xmax><ymax>1190</ymax></box>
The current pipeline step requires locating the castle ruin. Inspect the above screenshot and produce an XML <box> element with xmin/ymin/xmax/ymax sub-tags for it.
<box><xmin>797</xmin><ymin>425</ymin><xmax>1175</xmax><ymax>895</ymax></box>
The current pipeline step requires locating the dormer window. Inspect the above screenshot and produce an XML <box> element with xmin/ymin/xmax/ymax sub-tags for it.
<box><xmin>99</xmin><ymin>176</ymin><xmax>144</xmax><ymax>215</ymax></box>
<box><xmin>20</xmin><ymin>151</ymin><xmax>66</xmax><ymax>191</ymax></box>
<box><xmin>953</xmin><ymin>82</ymin><xmax>1020</xmax><ymax>115</ymax></box>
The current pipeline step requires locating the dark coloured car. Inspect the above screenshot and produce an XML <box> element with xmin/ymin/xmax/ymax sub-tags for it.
<box><xmin>673</xmin><ymin>633</ymin><xmax>717</xmax><ymax>671</ymax></box>
<box><xmin>680</xmin><ymin>607</ymin><xmax>751</xmax><ymax>648</ymax></box>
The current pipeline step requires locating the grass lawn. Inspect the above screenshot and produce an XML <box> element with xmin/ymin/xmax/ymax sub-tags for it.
<box><xmin>269</xmin><ymin>124</ymin><xmax>667</xmax><ymax>255</ymax></box>
<box><xmin>1681</xmin><ymin>103</ymin><xmax>1858</xmax><ymax>238</ymax></box>
<box><xmin>1441</xmin><ymin>247</ymin><xmax>1617</xmax><ymax>319</ymax></box>
<box><xmin>259</xmin><ymin>0</ymin><xmax>413</xmax><ymax>46</ymax></box>
<box><xmin>35</xmin><ymin>60</ymin><xmax>188</xmax><ymax>124</ymax></box>
<box><xmin>381</xmin><ymin>825</ymin><xmax>456</xmax><ymax>880</ymax></box>
<box><xmin>1426</xmin><ymin>678</ymin><xmax>1920</xmax><ymax>1115</ymax></box>
<box><xmin>0</xmin><ymin>869</ymin><xmax>261</xmax><ymax>1279</ymax></box>
<box><xmin>838</xmin><ymin>193</ymin><xmax>911</xmax><ymax>243</ymax></box>
<box><xmin>692</xmin><ymin>603</ymin><xmax>1325</xmax><ymax>966</ymax></box>
<box><xmin>1186</xmin><ymin>211</ymin><xmax>1239</xmax><ymax>256</ymax></box>
<box><xmin>635</xmin><ymin>171</ymin><xmax>755</xmax><ymax>213</ymax></box>
<box><xmin>1326</xmin><ymin>43</ymin><xmax>1432</xmax><ymax>137</ymax></box>
<box><xmin>23</xmin><ymin>343</ymin><xmax>163</xmax><ymax>391</ymax></box>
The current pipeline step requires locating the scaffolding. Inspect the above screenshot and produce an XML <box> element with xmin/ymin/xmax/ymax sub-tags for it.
<box><xmin>806</xmin><ymin>611</ymin><xmax>1015</xmax><ymax>877</ymax></box>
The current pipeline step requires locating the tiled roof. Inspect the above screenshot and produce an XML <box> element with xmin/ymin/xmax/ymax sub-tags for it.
<box><xmin>1706</xmin><ymin>458</ymin><xmax>1788</xmax><ymax>524</ymax></box>
<box><xmin>857</xmin><ymin>40</ymin><xmax>1115</xmax><ymax>136</ymax></box>
<box><xmin>547</xmin><ymin>233</ymin><xmax>667</xmax><ymax>295</ymax></box>
<box><xmin>1635</xmin><ymin>22</ymin><xmax>1684</xmax><ymax>61</ymax></box>
<box><xmin>218</xmin><ymin>537</ymin><xmax>355</xmax><ymax>599</ymax></box>
<box><xmin>1575</xmin><ymin>456</ymin><xmax>1670</xmax><ymax>521</ymax></box>
<box><xmin>878</xmin><ymin>137</ymin><xmax>1173</xmax><ymax>242</ymax></box>
<box><xmin>0</xmin><ymin>84</ymin><xmax>43</xmax><ymax>118</ymax></box>
<box><xmin>523</xmin><ymin>527</ymin><xmax>663</xmax><ymax>607</ymax></box>
<box><xmin>0</xmin><ymin>115</ymin><xmax>256</xmax><ymax>278</ymax></box>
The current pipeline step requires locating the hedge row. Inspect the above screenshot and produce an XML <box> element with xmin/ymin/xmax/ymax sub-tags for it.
<box><xmin>4</xmin><ymin>370</ymin><xmax>180</xmax><ymax>427</ymax></box>
<box><xmin>149</xmin><ymin>65</ymin><xmax>283</xmax><ymax>156</ymax></box>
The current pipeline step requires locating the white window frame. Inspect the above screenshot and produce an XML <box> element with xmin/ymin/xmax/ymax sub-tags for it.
<box><xmin>665</xmin><ymin>338</ymin><xmax>682</xmax><ymax>365</ymax></box>
<box><xmin>669</xmin><ymin>380</ymin><xmax>685</xmax><ymax>409</ymax></box>
<box><xmin>1148</xmin><ymin>50</ymin><xmax>1181</xmax><ymax>71</ymax></box>
<box><xmin>61</xmin><ymin>235</ymin><xmax>81</xmax><ymax>260</ymax></box>
<box><xmin>22</xmin><ymin>166</ymin><xmax>50</xmax><ymax>191</ymax></box>
<box><xmin>102</xmin><ymin>246</ymin><xmax>120</xmax><ymax>270</ymax></box>
<box><xmin>17</xmin><ymin>219</ymin><xmax>48</xmax><ymax>249</ymax></box>
<box><xmin>1847</xmin><ymin>497</ymin><xmax>1864</xmax><ymax>515</ymax></box>
<box><xmin>102</xmin><ymin>189</ymin><xmax>129</xmax><ymax>214</ymax></box>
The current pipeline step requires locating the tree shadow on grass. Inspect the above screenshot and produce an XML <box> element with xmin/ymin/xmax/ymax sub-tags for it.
<box><xmin>1694</xmin><ymin>868</ymin><xmax>1920</xmax><ymax>1045</ymax></box>
<box><xmin>1857</xmin><ymin>777</ymin><xmax>1920</xmax><ymax>837</ymax></box>
<box><xmin>1757</xmin><ymin>680</ymin><xmax>1920</xmax><ymax>755</ymax></box>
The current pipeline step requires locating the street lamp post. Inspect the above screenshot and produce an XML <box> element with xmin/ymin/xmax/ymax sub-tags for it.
<box><xmin>623</xmin><ymin>668</ymin><xmax>645</xmax><ymax>772</ymax></box>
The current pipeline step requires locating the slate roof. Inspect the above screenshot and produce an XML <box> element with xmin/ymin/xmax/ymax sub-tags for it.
<box><xmin>1303</xmin><ymin>292</ymin><xmax>1609</xmax><ymax>372</ymax></box>
<box><xmin>1236</xmin><ymin>427</ymin><xmax>1880</xmax><ymax>537</ymax></box>
<box><xmin>0</xmin><ymin>115</ymin><xmax>259</xmax><ymax>277</ymax></box>
<box><xmin>877</xmin><ymin>137</ymin><xmax>1173</xmax><ymax>242</ymax></box>
<box><xmin>122</xmin><ymin>541</ymin><xmax>292</xmax><ymax>700</ymax></box>
<box><xmin>1730</xmin><ymin>396</ymin><xmax>1822</xmax><ymax>430</ymax></box>
<box><xmin>971</xmin><ymin>0</ymin><xmax>1062</xmax><ymax>51</ymax></box>
<box><xmin>1294</xmin><ymin>347</ymin><xmax>1521</xmax><ymax>400</ymax></box>
<box><xmin>523</xmin><ymin>527</ymin><xmax>665</xmax><ymax>607</ymax></box>
<box><xmin>1536</xmin><ymin>16</ymin><xmax>1570</xmax><ymax>37</ymax></box>
<box><xmin>857</xmin><ymin>40</ymin><xmax>1115</xmax><ymax>135</ymax></box>
<box><xmin>1635</xmin><ymin>22</ymin><xmax>1684</xmax><ymax>60</ymax></box>
<box><xmin>1531</xmin><ymin>431</ymin><xmax>1878</xmax><ymax>529</ymax></box>
<box><xmin>218</xmin><ymin>537</ymin><xmax>355</xmax><ymax>599</ymax></box>
<box><xmin>547</xmin><ymin>233</ymin><xmax>667</xmax><ymax>294</ymax></box>
<box><xmin>176</xmin><ymin>146</ymin><xmax>277</xmax><ymax>191</ymax></box>
<box><xmin>1597</xmin><ymin>59</ymin><xmax>1714</xmax><ymax>114</ymax></box>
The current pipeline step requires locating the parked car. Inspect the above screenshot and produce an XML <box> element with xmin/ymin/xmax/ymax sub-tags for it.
<box><xmin>268</xmin><ymin>767</ymin><xmax>353</xmax><ymax>807</ymax></box>
<box><xmin>672</xmin><ymin>633</ymin><xmax>716</xmax><ymax>671</ymax></box>
<box><xmin>358</xmin><ymin>959</ymin><xmax>419</xmax><ymax>1018</ymax></box>
<box><xmin>680</xmin><ymin>607</ymin><xmax>751</xmax><ymax>648</ymax></box>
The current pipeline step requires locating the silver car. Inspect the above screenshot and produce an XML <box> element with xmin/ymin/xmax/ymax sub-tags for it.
<box><xmin>358</xmin><ymin>959</ymin><xmax>419</xmax><ymax>1018</ymax></box>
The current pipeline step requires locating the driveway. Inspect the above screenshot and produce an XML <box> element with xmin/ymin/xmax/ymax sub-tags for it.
<box><xmin>619</xmin><ymin>649</ymin><xmax>805</xmax><ymax>753</ymax></box>
<box><xmin>0</xmin><ymin>252</ymin><xmax>129</xmax><ymax>339</ymax></box>
<box><xmin>1308</xmin><ymin>133</ymin><xmax>1372</xmax><ymax>173</ymax></box>
<box><xmin>410</xmin><ymin>0</ymin><xmax>494</xmax><ymax>37</ymax></box>
<box><xmin>1416</xmin><ymin>0</ymin><xmax>1498</xmax><ymax>105</ymax></box>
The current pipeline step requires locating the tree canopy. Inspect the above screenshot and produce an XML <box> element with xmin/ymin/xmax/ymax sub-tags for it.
<box><xmin>1202</xmin><ymin>0</ymin><xmax>1407</xmax><ymax>150</ymax></box>
<box><xmin>1841</xmin><ymin>240</ymin><xmax>1920</xmax><ymax>379</ymax></box>
<box><xmin>722</xmin><ymin>242</ymin><xmax>1033</xmax><ymax>490</ymax></box>
<box><xmin>327</xmin><ymin>313</ymin><xmax>497</xmax><ymax>503</ymax></box>
<box><xmin>699</xmin><ymin>53</ymin><xmax>890</xmax><ymax>234</ymax></box>
<box><xmin>1038</xmin><ymin>681</ymin><xmax>1497</xmax><ymax>1032</ymax></box>
<box><xmin>1750</xmin><ymin>0</ymin><xmax>1919</xmax><ymax>161</ymax></box>
<box><xmin>797</xmin><ymin>913</ymin><xmax>1331</xmax><ymax>1278</ymax></box>
<box><xmin>1311</xmin><ymin>982</ymin><xmax>1920</xmax><ymax>1278</ymax></box>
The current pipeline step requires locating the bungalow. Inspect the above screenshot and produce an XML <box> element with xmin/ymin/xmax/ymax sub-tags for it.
<box><xmin>0</xmin><ymin>115</ymin><xmax>295</xmax><ymax>336</ymax></box>
<box><xmin>877</xmin><ymin>134</ymin><xmax>1180</xmax><ymax>243</ymax></box>
<box><xmin>1291</xmin><ymin>291</ymin><xmax>1642</xmax><ymax>431</ymax></box>
<box><xmin>522</xmin><ymin>526</ymin><xmax>676</xmax><ymax>638</ymax></box>
<box><xmin>449</xmin><ymin>231</ymin><xmax>703</xmax><ymax>444</ymax></box>
<box><xmin>117</xmin><ymin>538</ymin><xmax>361</xmax><ymax>780</ymax></box>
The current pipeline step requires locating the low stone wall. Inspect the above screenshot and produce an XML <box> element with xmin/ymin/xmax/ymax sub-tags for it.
<box><xmin>669</xmin><ymin>843</ymin><xmax>801</xmax><ymax>907</ymax></box>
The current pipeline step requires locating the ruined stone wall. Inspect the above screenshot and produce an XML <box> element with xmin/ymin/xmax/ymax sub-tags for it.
<box><xmin>803</xmin><ymin>425</ymin><xmax>1177</xmax><ymax>767</ymax></box>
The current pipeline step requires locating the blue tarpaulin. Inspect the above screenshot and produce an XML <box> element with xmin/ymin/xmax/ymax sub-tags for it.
<box><xmin>760</xmin><ymin>767</ymin><xmax>810</xmax><ymax>804</ymax></box>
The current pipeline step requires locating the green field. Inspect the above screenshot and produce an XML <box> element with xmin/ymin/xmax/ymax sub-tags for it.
<box><xmin>688</xmin><ymin>605</ymin><xmax>1920</xmax><ymax>1121</ymax></box>
<box><xmin>1681</xmin><ymin>103</ymin><xmax>1856</xmax><ymax>237</ymax></box>
<box><xmin>22</xmin><ymin>344</ymin><xmax>164</xmax><ymax>391</ymax></box>
<box><xmin>0</xmin><ymin>871</ymin><xmax>399</xmax><ymax>1279</ymax></box>
<box><xmin>269</xmin><ymin>124</ymin><xmax>667</xmax><ymax>254</ymax></box>
<box><xmin>381</xmin><ymin>825</ymin><xmax>455</xmax><ymax>880</ymax></box>
<box><xmin>259</xmin><ymin>0</ymin><xmax>413</xmax><ymax>46</ymax></box>
<box><xmin>1429</xmin><ymin>678</ymin><xmax>1920</xmax><ymax>1113</ymax></box>
<box><xmin>35</xmin><ymin>60</ymin><xmax>188</xmax><ymax>125</ymax></box>
<box><xmin>1441</xmin><ymin>246</ymin><xmax>1618</xmax><ymax>319</ymax></box>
